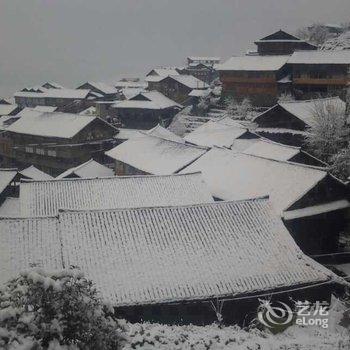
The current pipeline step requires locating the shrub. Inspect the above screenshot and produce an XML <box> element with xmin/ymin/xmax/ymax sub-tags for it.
<box><xmin>0</xmin><ymin>268</ymin><xmax>123</xmax><ymax>350</ymax></box>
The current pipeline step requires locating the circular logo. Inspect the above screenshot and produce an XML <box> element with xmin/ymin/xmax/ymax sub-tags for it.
<box><xmin>257</xmin><ymin>300</ymin><xmax>294</xmax><ymax>329</ymax></box>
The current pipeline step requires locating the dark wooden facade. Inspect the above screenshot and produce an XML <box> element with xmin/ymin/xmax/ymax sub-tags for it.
<box><xmin>0</xmin><ymin>119</ymin><xmax>117</xmax><ymax>176</ymax></box>
<box><xmin>220</xmin><ymin>69</ymin><xmax>289</xmax><ymax>106</ymax></box>
<box><xmin>179</xmin><ymin>64</ymin><xmax>218</xmax><ymax>84</ymax></box>
<box><xmin>255</xmin><ymin>30</ymin><xmax>317</xmax><ymax>56</ymax></box>
<box><xmin>284</xmin><ymin>175</ymin><xmax>349</xmax><ymax>255</ymax></box>
<box><xmin>291</xmin><ymin>64</ymin><xmax>349</xmax><ymax>99</ymax></box>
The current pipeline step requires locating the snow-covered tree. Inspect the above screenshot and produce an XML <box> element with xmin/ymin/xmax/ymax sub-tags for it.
<box><xmin>0</xmin><ymin>268</ymin><xmax>122</xmax><ymax>350</ymax></box>
<box><xmin>306</xmin><ymin>99</ymin><xmax>349</xmax><ymax>161</ymax></box>
<box><xmin>296</xmin><ymin>23</ymin><xmax>333</xmax><ymax>46</ymax></box>
<box><xmin>224</xmin><ymin>97</ymin><xmax>254</xmax><ymax>120</ymax></box>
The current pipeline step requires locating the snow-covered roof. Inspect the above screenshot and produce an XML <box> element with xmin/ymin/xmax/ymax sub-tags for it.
<box><xmin>15</xmin><ymin>88</ymin><xmax>90</xmax><ymax>99</ymax></box>
<box><xmin>56</xmin><ymin>159</ymin><xmax>114</xmax><ymax>179</ymax></box>
<box><xmin>146</xmin><ymin>67</ymin><xmax>180</xmax><ymax>77</ymax></box>
<box><xmin>0</xmin><ymin>217</ymin><xmax>61</xmax><ymax>285</ymax></box>
<box><xmin>115</xmin><ymin>128</ymin><xmax>143</xmax><ymax>141</ymax></box>
<box><xmin>32</xmin><ymin>106</ymin><xmax>57</xmax><ymax>112</ymax></box>
<box><xmin>19</xmin><ymin>172</ymin><xmax>213</xmax><ymax>217</ymax></box>
<box><xmin>188</xmin><ymin>89</ymin><xmax>211</xmax><ymax>97</ymax></box>
<box><xmin>113</xmin><ymin>91</ymin><xmax>182</xmax><ymax>110</ymax></box>
<box><xmin>217</xmin><ymin>55</ymin><xmax>290</xmax><ymax>71</ymax></box>
<box><xmin>0</xmin><ymin>198</ymin><xmax>20</xmax><ymax>217</ymax></box>
<box><xmin>239</xmin><ymin>139</ymin><xmax>301</xmax><ymax>161</ymax></box>
<box><xmin>58</xmin><ymin>198</ymin><xmax>333</xmax><ymax>306</ymax></box>
<box><xmin>0</xmin><ymin>104</ymin><xmax>18</xmax><ymax>116</ymax></box>
<box><xmin>279</xmin><ymin>97</ymin><xmax>345</xmax><ymax>126</ymax></box>
<box><xmin>80</xmin><ymin>82</ymin><xmax>118</xmax><ymax>95</ymax></box>
<box><xmin>6</xmin><ymin>112</ymin><xmax>99</xmax><ymax>139</ymax></box>
<box><xmin>19</xmin><ymin>166</ymin><xmax>53</xmax><ymax>181</ymax></box>
<box><xmin>180</xmin><ymin>148</ymin><xmax>329</xmax><ymax>214</ymax></box>
<box><xmin>146</xmin><ymin>125</ymin><xmax>185</xmax><ymax>143</ymax></box>
<box><xmin>113</xmin><ymin>81</ymin><xmax>148</xmax><ymax>89</ymax></box>
<box><xmin>120</xmin><ymin>88</ymin><xmax>145</xmax><ymax>100</ymax></box>
<box><xmin>0</xmin><ymin>115</ymin><xmax>20</xmax><ymax>131</ymax></box>
<box><xmin>106</xmin><ymin>134</ymin><xmax>207</xmax><ymax>175</ymax></box>
<box><xmin>166</xmin><ymin>75</ymin><xmax>209</xmax><ymax>89</ymax></box>
<box><xmin>0</xmin><ymin>169</ymin><xmax>18</xmax><ymax>195</ymax></box>
<box><xmin>188</xmin><ymin>56</ymin><xmax>221</xmax><ymax>62</ymax></box>
<box><xmin>288</xmin><ymin>50</ymin><xmax>350</xmax><ymax>64</ymax></box>
<box><xmin>184</xmin><ymin>119</ymin><xmax>248</xmax><ymax>148</ymax></box>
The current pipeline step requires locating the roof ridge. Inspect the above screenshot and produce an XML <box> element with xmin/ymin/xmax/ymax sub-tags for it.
<box><xmin>19</xmin><ymin>171</ymin><xmax>205</xmax><ymax>184</ymax></box>
<box><xmin>57</xmin><ymin>196</ymin><xmax>270</xmax><ymax>215</ymax></box>
<box><xmin>279</xmin><ymin>96</ymin><xmax>342</xmax><ymax>104</ymax></box>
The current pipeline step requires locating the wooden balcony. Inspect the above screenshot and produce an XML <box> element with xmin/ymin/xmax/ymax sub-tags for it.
<box><xmin>293</xmin><ymin>77</ymin><xmax>349</xmax><ymax>86</ymax></box>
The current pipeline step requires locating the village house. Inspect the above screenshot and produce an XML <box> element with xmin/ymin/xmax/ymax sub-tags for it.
<box><xmin>18</xmin><ymin>165</ymin><xmax>53</xmax><ymax>181</ymax></box>
<box><xmin>18</xmin><ymin>172</ymin><xmax>213</xmax><ymax>216</ymax></box>
<box><xmin>110</xmin><ymin>91</ymin><xmax>182</xmax><ymax>129</ymax></box>
<box><xmin>106</xmin><ymin>133</ymin><xmax>207</xmax><ymax>176</ymax></box>
<box><xmin>14</xmin><ymin>86</ymin><xmax>92</xmax><ymax>108</ymax></box>
<box><xmin>178</xmin><ymin>56</ymin><xmax>221</xmax><ymax>84</ymax></box>
<box><xmin>0</xmin><ymin>111</ymin><xmax>118</xmax><ymax>176</ymax></box>
<box><xmin>254</xmin><ymin>30</ymin><xmax>317</xmax><ymax>56</ymax></box>
<box><xmin>0</xmin><ymin>103</ymin><xmax>21</xmax><ymax>117</ymax></box>
<box><xmin>76</xmin><ymin>82</ymin><xmax>118</xmax><ymax>100</ymax></box>
<box><xmin>56</xmin><ymin>159</ymin><xmax>114</xmax><ymax>179</ymax></box>
<box><xmin>0</xmin><ymin>198</ymin><xmax>340</xmax><ymax>324</ymax></box>
<box><xmin>181</xmin><ymin>147</ymin><xmax>349</xmax><ymax>255</ymax></box>
<box><xmin>148</xmin><ymin>75</ymin><xmax>210</xmax><ymax>104</ymax></box>
<box><xmin>288</xmin><ymin>50</ymin><xmax>350</xmax><ymax>99</ymax></box>
<box><xmin>253</xmin><ymin>97</ymin><xmax>346</xmax><ymax>146</ymax></box>
<box><xmin>217</xmin><ymin>55</ymin><xmax>290</xmax><ymax>106</ymax></box>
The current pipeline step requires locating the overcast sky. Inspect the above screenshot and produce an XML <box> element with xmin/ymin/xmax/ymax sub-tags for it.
<box><xmin>0</xmin><ymin>0</ymin><xmax>349</xmax><ymax>97</ymax></box>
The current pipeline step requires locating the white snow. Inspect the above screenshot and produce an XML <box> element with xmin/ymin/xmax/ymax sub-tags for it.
<box><xmin>56</xmin><ymin>159</ymin><xmax>114</xmax><ymax>179</ymax></box>
<box><xmin>184</xmin><ymin>119</ymin><xmax>248</xmax><ymax>148</ymax></box>
<box><xmin>19</xmin><ymin>172</ymin><xmax>214</xmax><ymax>217</ymax></box>
<box><xmin>321</xmin><ymin>30</ymin><xmax>350</xmax><ymax>50</ymax></box>
<box><xmin>0</xmin><ymin>198</ymin><xmax>20</xmax><ymax>217</ymax></box>
<box><xmin>167</xmin><ymin>75</ymin><xmax>209</xmax><ymax>89</ymax></box>
<box><xmin>180</xmin><ymin>148</ymin><xmax>328</xmax><ymax>215</ymax></box>
<box><xmin>0</xmin><ymin>104</ymin><xmax>18</xmax><ymax>116</ymax></box>
<box><xmin>57</xmin><ymin>198</ymin><xmax>334</xmax><ymax>306</ymax></box>
<box><xmin>6</xmin><ymin>111</ymin><xmax>97</xmax><ymax>139</ymax></box>
<box><xmin>15</xmin><ymin>88</ymin><xmax>90</xmax><ymax>99</ymax></box>
<box><xmin>288</xmin><ymin>50</ymin><xmax>350</xmax><ymax>64</ymax></box>
<box><xmin>217</xmin><ymin>55</ymin><xmax>290</xmax><ymax>71</ymax></box>
<box><xmin>106</xmin><ymin>134</ymin><xmax>207</xmax><ymax>175</ymax></box>
<box><xmin>283</xmin><ymin>199</ymin><xmax>350</xmax><ymax>220</ymax></box>
<box><xmin>146</xmin><ymin>125</ymin><xmax>185</xmax><ymax>143</ymax></box>
<box><xmin>19</xmin><ymin>165</ymin><xmax>53</xmax><ymax>181</ymax></box>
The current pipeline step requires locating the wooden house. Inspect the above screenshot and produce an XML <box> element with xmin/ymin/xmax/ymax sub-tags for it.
<box><xmin>0</xmin><ymin>169</ymin><xmax>18</xmax><ymax>205</ymax></box>
<box><xmin>255</xmin><ymin>30</ymin><xmax>317</xmax><ymax>56</ymax></box>
<box><xmin>14</xmin><ymin>85</ymin><xmax>91</xmax><ymax>108</ymax></box>
<box><xmin>288</xmin><ymin>50</ymin><xmax>350</xmax><ymax>99</ymax></box>
<box><xmin>217</xmin><ymin>55</ymin><xmax>290</xmax><ymax>106</ymax></box>
<box><xmin>77</xmin><ymin>82</ymin><xmax>118</xmax><ymax>101</ymax></box>
<box><xmin>110</xmin><ymin>91</ymin><xmax>182</xmax><ymax>129</ymax></box>
<box><xmin>0</xmin><ymin>111</ymin><xmax>118</xmax><ymax>176</ymax></box>
<box><xmin>148</xmin><ymin>75</ymin><xmax>209</xmax><ymax>104</ymax></box>
<box><xmin>181</xmin><ymin>147</ymin><xmax>349</xmax><ymax>255</ymax></box>
<box><xmin>253</xmin><ymin>97</ymin><xmax>346</xmax><ymax>146</ymax></box>
<box><xmin>0</xmin><ymin>198</ymin><xmax>339</xmax><ymax>325</ymax></box>
<box><xmin>106</xmin><ymin>132</ymin><xmax>207</xmax><ymax>176</ymax></box>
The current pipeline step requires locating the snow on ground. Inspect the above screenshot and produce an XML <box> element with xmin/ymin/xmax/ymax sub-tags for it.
<box><xmin>121</xmin><ymin>298</ymin><xmax>349</xmax><ymax>349</ymax></box>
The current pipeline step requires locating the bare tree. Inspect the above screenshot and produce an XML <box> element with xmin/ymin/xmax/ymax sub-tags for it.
<box><xmin>296</xmin><ymin>23</ymin><xmax>331</xmax><ymax>46</ymax></box>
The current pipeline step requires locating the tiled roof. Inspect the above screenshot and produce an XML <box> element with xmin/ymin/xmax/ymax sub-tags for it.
<box><xmin>0</xmin><ymin>198</ymin><xmax>20</xmax><ymax>217</ymax></box>
<box><xmin>106</xmin><ymin>134</ymin><xmax>207</xmax><ymax>175</ymax></box>
<box><xmin>0</xmin><ymin>217</ymin><xmax>61</xmax><ymax>285</ymax></box>
<box><xmin>0</xmin><ymin>104</ymin><xmax>18</xmax><ymax>116</ymax></box>
<box><xmin>6</xmin><ymin>112</ymin><xmax>104</xmax><ymax>139</ymax></box>
<box><xmin>184</xmin><ymin>119</ymin><xmax>248</xmax><ymax>148</ymax></box>
<box><xmin>217</xmin><ymin>55</ymin><xmax>290</xmax><ymax>71</ymax></box>
<box><xmin>180</xmin><ymin>148</ymin><xmax>328</xmax><ymax>214</ymax></box>
<box><xmin>19</xmin><ymin>172</ymin><xmax>213</xmax><ymax>217</ymax></box>
<box><xmin>56</xmin><ymin>159</ymin><xmax>114</xmax><ymax>179</ymax></box>
<box><xmin>58</xmin><ymin>198</ymin><xmax>333</xmax><ymax>306</ymax></box>
<box><xmin>167</xmin><ymin>75</ymin><xmax>209</xmax><ymax>89</ymax></box>
<box><xmin>19</xmin><ymin>165</ymin><xmax>53</xmax><ymax>181</ymax></box>
<box><xmin>288</xmin><ymin>50</ymin><xmax>350</xmax><ymax>64</ymax></box>
<box><xmin>15</xmin><ymin>88</ymin><xmax>90</xmax><ymax>99</ymax></box>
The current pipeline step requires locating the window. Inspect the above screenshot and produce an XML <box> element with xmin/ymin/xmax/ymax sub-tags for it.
<box><xmin>25</xmin><ymin>146</ymin><xmax>34</xmax><ymax>153</ymax></box>
<box><xmin>36</xmin><ymin>148</ymin><xmax>45</xmax><ymax>155</ymax></box>
<box><xmin>48</xmin><ymin>149</ymin><xmax>57</xmax><ymax>157</ymax></box>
